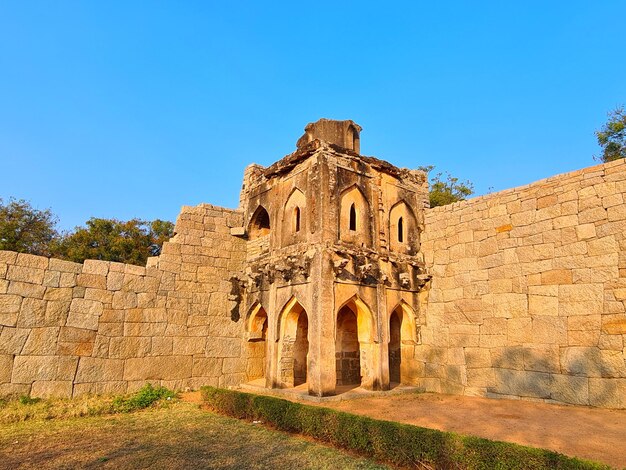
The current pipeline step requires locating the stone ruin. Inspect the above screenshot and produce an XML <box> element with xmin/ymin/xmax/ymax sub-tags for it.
<box><xmin>0</xmin><ymin>119</ymin><xmax>625</xmax><ymax>407</ymax></box>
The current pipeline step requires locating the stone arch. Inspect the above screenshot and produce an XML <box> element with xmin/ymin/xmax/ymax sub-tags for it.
<box><xmin>335</xmin><ymin>295</ymin><xmax>377</xmax><ymax>389</ymax></box>
<box><xmin>277</xmin><ymin>297</ymin><xmax>309</xmax><ymax>387</ymax></box>
<box><xmin>389</xmin><ymin>200</ymin><xmax>418</xmax><ymax>254</ymax></box>
<box><xmin>339</xmin><ymin>185</ymin><xmax>372</xmax><ymax>246</ymax></box>
<box><xmin>283</xmin><ymin>188</ymin><xmax>306</xmax><ymax>244</ymax></box>
<box><xmin>248</xmin><ymin>205</ymin><xmax>271</xmax><ymax>240</ymax></box>
<box><xmin>388</xmin><ymin>300</ymin><xmax>418</xmax><ymax>385</ymax></box>
<box><xmin>245</xmin><ymin>303</ymin><xmax>268</xmax><ymax>381</ymax></box>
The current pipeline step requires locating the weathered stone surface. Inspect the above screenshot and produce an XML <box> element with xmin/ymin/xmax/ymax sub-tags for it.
<box><xmin>192</xmin><ymin>357</ymin><xmax>223</xmax><ymax>377</ymax></box>
<box><xmin>12</xmin><ymin>356</ymin><xmax>77</xmax><ymax>383</ymax></box>
<box><xmin>560</xmin><ymin>347</ymin><xmax>626</xmax><ymax>377</ymax></box>
<box><xmin>0</xmin><ymin>354</ymin><xmax>13</xmax><ymax>383</ymax></box>
<box><xmin>124</xmin><ymin>356</ymin><xmax>193</xmax><ymax>380</ymax></box>
<box><xmin>0</xmin><ymin>294</ymin><xmax>22</xmax><ymax>326</ymax></box>
<box><xmin>75</xmin><ymin>357</ymin><xmax>124</xmax><ymax>382</ymax></box>
<box><xmin>22</xmin><ymin>327</ymin><xmax>60</xmax><ymax>355</ymax></box>
<box><xmin>31</xmin><ymin>380</ymin><xmax>73</xmax><ymax>398</ymax></box>
<box><xmin>206</xmin><ymin>337</ymin><xmax>241</xmax><ymax>358</ymax></box>
<box><xmin>550</xmin><ymin>374</ymin><xmax>589</xmax><ymax>405</ymax></box>
<box><xmin>0</xmin><ymin>327</ymin><xmax>30</xmax><ymax>354</ymax></box>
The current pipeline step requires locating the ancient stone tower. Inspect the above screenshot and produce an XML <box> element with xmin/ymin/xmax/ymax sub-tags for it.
<box><xmin>233</xmin><ymin>118</ymin><xmax>431</xmax><ymax>396</ymax></box>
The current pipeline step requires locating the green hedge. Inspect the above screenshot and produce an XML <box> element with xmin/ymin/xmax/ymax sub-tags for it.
<box><xmin>201</xmin><ymin>387</ymin><xmax>609</xmax><ymax>470</ymax></box>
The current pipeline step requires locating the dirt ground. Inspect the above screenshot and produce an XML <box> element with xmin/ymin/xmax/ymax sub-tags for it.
<box><xmin>320</xmin><ymin>392</ymin><xmax>625</xmax><ymax>469</ymax></box>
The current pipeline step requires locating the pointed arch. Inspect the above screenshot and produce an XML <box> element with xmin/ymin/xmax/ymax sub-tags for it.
<box><xmin>389</xmin><ymin>200</ymin><xmax>418</xmax><ymax>253</ymax></box>
<box><xmin>389</xmin><ymin>300</ymin><xmax>418</xmax><ymax>345</ymax></box>
<box><xmin>245</xmin><ymin>302</ymin><xmax>268</xmax><ymax>342</ymax></box>
<box><xmin>248</xmin><ymin>205</ymin><xmax>271</xmax><ymax>239</ymax></box>
<box><xmin>283</xmin><ymin>188</ymin><xmax>306</xmax><ymax>241</ymax></box>
<box><xmin>339</xmin><ymin>185</ymin><xmax>371</xmax><ymax>245</ymax></box>
<box><xmin>336</xmin><ymin>294</ymin><xmax>376</xmax><ymax>345</ymax></box>
<box><xmin>277</xmin><ymin>296</ymin><xmax>309</xmax><ymax>387</ymax></box>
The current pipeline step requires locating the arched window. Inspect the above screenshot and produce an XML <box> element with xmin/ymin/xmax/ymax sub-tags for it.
<box><xmin>248</xmin><ymin>206</ymin><xmax>270</xmax><ymax>239</ymax></box>
<box><xmin>294</xmin><ymin>207</ymin><xmax>301</xmax><ymax>232</ymax></box>
<box><xmin>349</xmin><ymin>203</ymin><xmax>357</xmax><ymax>231</ymax></box>
<box><xmin>398</xmin><ymin>217</ymin><xmax>404</xmax><ymax>243</ymax></box>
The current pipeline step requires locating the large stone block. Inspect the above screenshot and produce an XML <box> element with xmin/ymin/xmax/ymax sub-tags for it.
<box><xmin>6</xmin><ymin>265</ymin><xmax>45</xmax><ymax>284</ymax></box>
<box><xmin>30</xmin><ymin>381</ymin><xmax>73</xmax><ymax>398</ymax></box>
<box><xmin>550</xmin><ymin>374</ymin><xmax>589</xmax><ymax>405</ymax></box>
<box><xmin>22</xmin><ymin>327</ymin><xmax>60</xmax><ymax>355</ymax></box>
<box><xmin>206</xmin><ymin>337</ymin><xmax>241</xmax><ymax>358</ymax></box>
<box><xmin>0</xmin><ymin>294</ymin><xmax>22</xmax><ymax>326</ymax></box>
<box><xmin>66</xmin><ymin>298</ymin><xmax>103</xmax><ymax>330</ymax></box>
<box><xmin>124</xmin><ymin>356</ymin><xmax>193</xmax><ymax>380</ymax></box>
<box><xmin>491</xmin><ymin>368</ymin><xmax>553</xmax><ymax>398</ymax></box>
<box><xmin>11</xmin><ymin>356</ymin><xmax>78</xmax><ymax>383</ymax></box>
<box><xmin>192</xmin><ymin>357</ymin><xmax>223</xmax><ymax>377</ymax></box>
<box><xmin>588</xmin><ymin>378</ymin><xmax>626</xmax><ymax>408</ymax></box>
<box><xmin>15</xmin><ymin>253</ymin><xmax>48</xmax><ymax>270</ymax></box>
<box><xmin>561</xmin><ymin>347</ymin><xmax>626</xmax><ymax>377</ymax></box>
<box><xmin>75</xmin><ymin>357</ymin><xmax>124</xmax><ymax>382</ymax></box>
<box><xmin>0</xmin><ymin>327</ymin><xmax>30</xmax><ymax>354</ymax></box>
<box><xmin>109</xmin><ymin>337</ymin><xmax>151</xmax><ymax>359</ymax></box>
<box><xmin>17</xmin><ymin>298</ymin><xmax>47</xmax><ymax>327</ymax></box>
<box><xmin>73</xmin><ymin>381</ymin><xmax>127</xmax><ymax>397</ymax></box>
<box><xmin>0</xmin><ymin>354</ymin><xmax>13</xmax><ymax>383</ymax></box>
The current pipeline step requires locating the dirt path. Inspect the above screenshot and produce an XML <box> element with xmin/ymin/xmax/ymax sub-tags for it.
<box><xmin>320</xmin><ymin>392</ymin><xmax>625</xmax><ymax>469</ymax></box>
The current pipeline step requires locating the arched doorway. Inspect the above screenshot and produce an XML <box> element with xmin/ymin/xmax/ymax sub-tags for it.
<box><xmin>335</xmin><ymin>296</ymin><xmax>376</xmax><ymax>390</ymax></box>
<box><xmin>388</xmin><ymin>310</ymin><xmax>401</xmax><ymax>384</ymax></box>
<box><xmin>336</xmin><ymin>305</ymin><xmax>361</xmax><ymax>386</ymax></box>
<box><xmin>246</xmin><ymin>304</ymin><xmax>268</xmax><ymax>382</ymax></box>
<box><xmin>277</xmin><ymin>298</ymin><xmax>309</xmax><ymax>388</ymax></box>
<box><xmin>389</xmin><ymin>302</ymin><xmax>418</xmax><ymax>386</ymax></box>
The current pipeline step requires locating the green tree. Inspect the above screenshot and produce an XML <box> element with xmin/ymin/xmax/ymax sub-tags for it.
<box><xmin>53</xmin><ymin>218</ymin><xmax>174</xmax><ymax>266</ymax></box>
<box><xmin>0</xmin><ymin>198</ymin><xmax>59</xmax><ymax>256</ymax></box>
<box><xmin>418</xmin><ymin>166</ymin><xmax>474</xmax><ymax>208</ymax></box>
<box><xmin>596</xmin><ymin>106</ymin><xmax>626</xmax><ymax>163</ymax></box>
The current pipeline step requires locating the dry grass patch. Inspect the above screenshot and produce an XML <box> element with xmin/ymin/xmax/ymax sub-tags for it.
<box><xmin>0</xmin><ymin>401</ymin><xmax>389</xmax><ymax>469</ymax></box>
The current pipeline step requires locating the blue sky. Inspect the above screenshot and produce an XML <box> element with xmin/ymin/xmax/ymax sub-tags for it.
<box><xmin>1</xmin><ymin>1</ymin><xmax>624</xmax><ymax>230</ymax></box>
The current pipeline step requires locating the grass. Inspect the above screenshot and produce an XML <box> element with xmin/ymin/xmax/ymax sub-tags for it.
<box><xmin>0</xmin><ymin>401</ymin><xmax>390</xmax><ymax>469</ymax></box>
<box><xmin>201</xmin><ymin>386</ymin><xmax>611</xmax><ymax>470</ymax></box>
<box><xmin>0</xmin><ymin>384</ymin><xmax>177</xmax><ymax>424</ymax></box>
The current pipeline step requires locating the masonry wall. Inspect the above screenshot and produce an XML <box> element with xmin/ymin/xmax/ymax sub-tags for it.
<box><xmin>420</xmin><ymin>158</ymin><xmax>626</xmax><ymax>408</ymax></box>
<box><xmin>0</xmin><ymin>203</ymin><xmax>246</xmax><ymax>398</ymax></box>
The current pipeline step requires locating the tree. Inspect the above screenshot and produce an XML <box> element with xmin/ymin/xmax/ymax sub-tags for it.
<box><xmin>418</xmin><ymin>166</ymin><xmax>474</xmax><ymax>208</ymax></box>
<box><xmin>596</xmin><ymin>106</ymin><xmax>626</xmax><ymax>163</ymax></box>
<box><xmin>0</xmin><ymin>198</ymin><xmax>59</xmax><ymax>256</ymax></box>
<box><xmin>52</xmin><ymin>218</ymin><xmax>174</xmax><ymax>266</ymax></box>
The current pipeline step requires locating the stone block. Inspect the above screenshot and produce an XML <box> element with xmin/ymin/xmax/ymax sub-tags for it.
<box><xmin>112</xmin><ymin>291</ymin><xmax>137</xmax><ymax>309</ymax></box>
<box><xmin>124</xmin><ymin>356</ymin><xmax>193</xmax><ymax>380</ymax></box>
<box><xmin>82</xmin><ymin>260</ymin><xmax>110</xmax><ymax>276</ymax></box>
<box><xmin>8</xmin><ymin>281</ymin><xmax>45</xmax><ymax>299</ymax></box>
<box><xmin>59</xmin><ymin>272</ymin><xmax>77</xmax><ymax>288</ymax></box>
<box><xmin>11</xmin><ymin>356</ymin><xmax>77</xmax><ymax>383</ymax></box>
<box><xmin>507</xmin><ymin>317</ymin><xmax>532</xmax><ymax>343</ymax></box>
<box><xmin>0</xmin><ymin>354</ymin><xmax>13</xmax><ymax>383</ymax></box>
<box><xmin>0</xmin><ymin>294</ymin><xmax>22</xmax><ymax>326</ymax></box>
<box><xmin>0</xmin><ymin>251</ymin><xmax>18</xmax><ymax>264</ymax></box>
<box><xmin>44</xmin><ymin>300</ymin><xmax>70</xmax><ymax>325</ymax></box>
<box><xmin>222</xmin><ymin>357</ymin><xmax>245</xmax><ymax>374</ymax></box>
<box><xmin>6</xmin><ymin>265</ymin><xmax>45</xmax><ymax>284</ymax></box>
<box><xmin>48</xmin><ymin>258</ymin><xmax>82</xmax><ymax>273</ymax></box>
<box><xmin>466</xmin><ymin>368</ymin><xmax>495</xmax><ymax>387</ymax></box>
<box><xmin>76</xmin><ymin>273</ymin><xmax>107</xmax><ymax>290</ymax></box>
<box><xmin>588</xmin><ymin>378</ymin><xmax>626</xmax><ymax>408</ymax></box>
<box><xmin>75</xmin><ymin>357</ymin><xmax>124</xmax><ymax>382</ymax></box>
<box><xmin>109</xmin><ymin>337</ymin><xmax>151</xmax><ymax>358</ymax></box>
<box><xmin>561</xmin><ymin>347</ymin><xmax>626</xmax><ymax>377</ymax></box>
<box><xmin>540</xmin><ymin>269</ymin><xmax>572</xmax><ymax>285</ymax></box>
<box><xmin>464</xmin><ymin>348</ymin><xmax>491</xmax><ymax>368</ymax></box>
<box><xmin>42</xmin><ymin>270</ymin><xmax>61</xmax><ymax>287</ymax></box>
<box><xmin>22</xmin><ymin>327</ymin><xmax>60</xmax><ymax>355</ymax></box>
<box><xmin>16</xmin><ymin>253</ymin><xmax>48</xmax><ymax>270</ymax></box>
<box><xmin>522</xmin><ymin>346</ymin><xmax>560</xmax><ymax>373</ymax></box>
<box><xmin>172</xmin><ymin>336</ymin><xmax>206</xmax><ymax>355</ymax></box>
<box><xmin>0</xmin><ymin>327</ymin><xmax>30</xmax><ymax>354</ymax></box>
<box><xmin>205</xmin><ymin>337</ymin><xmax>241</xmax><ymax>358</ymax></box>
<box><xmin>17</xmin><ymin>298</ymin><xmax>46</xmax><ymax>327</ymax></box>
<box><xmin>550</xmin><ymin>374</ymin><xmax>589</xmax><ymax>405</ymax></box>
<box><xmin>73</xmin><ymin>381</ymin><xmax>128</xmax><ymax>397</ymax></box>
<box><xmin>123</xmin><ymin>322</ymin><xmax>167</xmax><ymax>337</ymax></box>
<box><xmin>31</xmin><ymin>381</ymin><xmax>73</xmax><ymax>398</ymax></box>
<box><xmin>491</xmin><ymin>368</ymin><xmax>553</xmax><ymax>398</ymax></box>
<box><xmin>67</xmin><ymin>298</ymin><xmax>103</xmax><ymax>331</ymax></box>
<box><xmin>150</xmin><ymin>337</ymin><xmax>173</xmax><ymax>356</ymax></box>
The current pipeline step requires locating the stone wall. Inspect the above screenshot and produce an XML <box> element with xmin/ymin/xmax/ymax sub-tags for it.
<box><xmin>0</xmin><ymin>203</ymin><xmax>246</xmax><ymax>398</ymax></box>
<box><xmin>420</xmin><ymin>158</ymin><xmax>626</xmax><ymax>408</ymax></box>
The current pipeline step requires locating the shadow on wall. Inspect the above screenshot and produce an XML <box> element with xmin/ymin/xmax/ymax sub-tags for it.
<box><xmin>485</xmin><ymin>346</ymin><xmax>625</xmax><ymax>408</ymax></box>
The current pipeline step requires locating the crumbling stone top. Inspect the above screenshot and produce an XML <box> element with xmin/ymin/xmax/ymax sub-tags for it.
<box><xmin>297</xmin><ymin>118</ymin><xmax>362</xmax><ymax>153</ymax></box>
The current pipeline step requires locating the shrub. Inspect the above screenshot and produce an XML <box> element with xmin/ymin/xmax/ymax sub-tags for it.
<box><xmin>201</xmin><ymin>387</ymin><xmax>608</xmax><ymax>470</ymax></box>
<box><xmin>111</xmin><ymin>384</ymin><xmax>177</xmax><ymax>413</ymax></box>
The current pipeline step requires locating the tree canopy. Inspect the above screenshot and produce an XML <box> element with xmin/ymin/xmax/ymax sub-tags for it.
<box><xmin>53</xmin><ymin>218</ymin><xmax>175</xmax><ymax>266</ymax></box>
<box><xmin>0</xmin><ymin>198</ymin><xmax>59</xmax><ymax>256</ymax></box>
<box><xmin>596</xmin><ymin>106</ymin><xmax>626</xmax><ymax>163</ymax></box>
<box><xmin>418</xmin><ymin>166</ymin><xmax>474</xmax><ymax>208</ymax></box>
<box><xmin>0</xmin><ymin>198</ymin><xmax>174</xmax><ymax>265</ymax></box>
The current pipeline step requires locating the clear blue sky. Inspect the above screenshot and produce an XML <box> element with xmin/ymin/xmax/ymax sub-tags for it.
<box><xmin>1</xmin><ymin>1</ymin><xmax>624</xmax><ymax>230</ymax></box>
